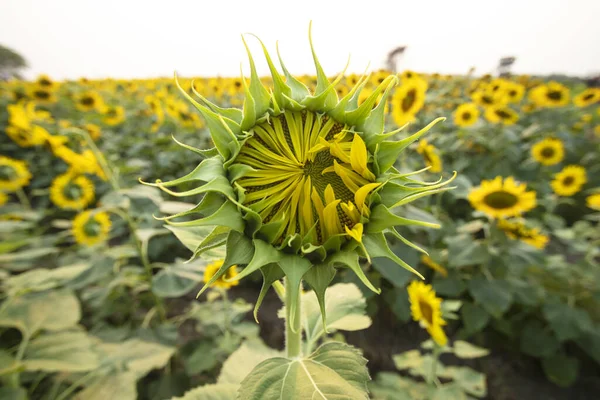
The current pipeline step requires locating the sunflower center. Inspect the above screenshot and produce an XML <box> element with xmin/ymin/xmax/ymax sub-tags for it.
<box><xmin>63</xmin><ymin>182</ymin><xmax>83</xmax><ymax>200</ymax></box>
<box><xmin>234</xmin><ymin>109</ymin><xmax>377</xmax><ymax>246</ymax></box>
<box><xmin>495</xmin><ymin>108</ymin><xmax>512</xmax><ymax>119</ymax></box>
<box><xmin>34</xmin><ymin>90</ymin><xmax>50</xmax><ymax>100</ymax></box>
<box><xmin>547</xmin><ymin>90</ymin><xmax>562</xmax><ymax>101</ymax></box>
<box><xmin>562</xmin><ymin>176</ymin><xmax>575</xmax><ymax>186</ymax></box>
<box><xmin>83</xmin><ymin>217</ymin><xmax>101</xmax><ymax>238</ymax></box>
<box><xmin>401</xmin><ymin>89</ymin><xmax>417</xmax><ymax>112</ymax></box>
<box><xmin>483</xmin><ymin>190</ymin><xmax>519</xmax><ymax>209</ymax></box>
<box><xmin>0</xmin><ymin>166</ymin><xmax>15</xmax><ymax>180</ymax></box>
<box><xmin>39</xmin><ymin>78</ymin><xmax>52</xmax><ymax>87</ymax></box>
<box><xmin>419</xmin><ymin>299</ymin><xmax>434</xmax><ymax>326</ymax></box>
<box><xmin>81</xmin><ymin>96</ymin><xmax>95</xmax><ymax>106</ymax></box>
<box><xmin>540</xmin><ymin>146</ymin><xmax>555</xmax><ymax>158</ymax></box>
<box><xmin>583</xmin><ymin>93</ymin><xmax>594</xmax><ymax>101</ymax></box>
<box><xmin>462</xmin><ymin>111</ymin><xmax>472</xmax><ymax>120</ymax></box>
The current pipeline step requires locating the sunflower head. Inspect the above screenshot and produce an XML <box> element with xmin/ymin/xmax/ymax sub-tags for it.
<box><xmin>551</xmin><ymin>165</ymin><xmax>587</xmax><ymax>197</ymax></box>
<box><xmin>529</xmin><ymin>81</ymin><xmax>570</xmax><ymax>108</ymax></box>
<box><xmin>72</xmin><ymin>210</ymin><xmax>111</xmax><ymax>246</ymax></box>
<box><xmin>143</xmin><ymin>25</ymin><xmax>455</xmax><ymax>324</ymax></box>
<box><xmin>75</xmin><ymin>91</ymin><xmax>104</xmax><ymax>112</ymax></box>
<box><xmin>408</xmin><ymin>281</ymin><xmax>447</xmax><ymax>346</ymax></box>
<box><xmin>0</xmin><ymin>156</ymin><xmax>32</xmax><ymax>192</ymax></box>
<box><xmin>50</xmin><ymin>172</ymin><xmax>95</xmax><ymax>210</ymax></box>
<box><xmin>531</xmin><ymin>138</ymin><xmax>564</xmax><ymax>166</ymax></box>
<box><xmin>204</xmin><ymin>260</ymin><xmax>239</xmax><ymax>290</ymax></box>
<box><xmin>453</xmin><ymin>103</ymin><xmax>480</xmax><ymax>127</ymax></box>
<box><xmin>586</xmin><ymin>193</ymin><xmax>600</xmax><ymax>211</ymax></box>
<box><xmin>468</xmin><ymin>176</ymin><xmax>537</xmax><ymax>219</ymax></box>
<box><xmin>497</xmin><ymin>219</ymin><xmax>549</xmax><ymax>249</ymax></box>
<box><xmin>484</xmin><ymin>105</ymin><xmax>519</xmax><ymax>125</ymax></box>
<box><xmin>573</xmin><ymin>88</ymin><xmax>600</xmax><ymax>108</ymax></box>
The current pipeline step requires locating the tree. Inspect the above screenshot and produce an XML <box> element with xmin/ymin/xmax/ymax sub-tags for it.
<box><xmin>0</xmin><ymin>44</ymin><xmax>27</xmax><ymax>80</ymax></box>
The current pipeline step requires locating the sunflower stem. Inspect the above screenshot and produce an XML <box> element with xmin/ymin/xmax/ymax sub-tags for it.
<box><xmin>285</xmin><ymin>277</ymin><xmax>302</xmax><ymax>359</ymax></box>
<box><xmin>428</xmin><ymin>344</ymin><xmax>442</xmax><ymax>387</ymax></box>
<box><xmin>15</xmin><ymin>188</ymin><xmax>31</xmax><ymax>210</ymax></box>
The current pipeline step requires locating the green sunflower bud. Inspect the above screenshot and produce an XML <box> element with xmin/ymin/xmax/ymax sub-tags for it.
<box><xmin>141</xmin><ymin>24</ymin><xmax>455</xmax><ymax>328</ymax></box>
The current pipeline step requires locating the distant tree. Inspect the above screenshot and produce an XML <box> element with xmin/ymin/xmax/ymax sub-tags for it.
<box><xmin>0</xmin><ymin>44</ymin><xmax>27</xmax><ymax>80</ymax></box>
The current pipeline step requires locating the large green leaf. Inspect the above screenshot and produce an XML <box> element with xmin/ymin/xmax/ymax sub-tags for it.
<box><xmin>369</xmin><ymin>372</ymin><xmax>427</xmax><ymax>400</ymax></box>
<box><xmin>446</xmin><ymin>366</ymin><xmax>487</xmax><ymax>397</ymax></box>
<box><xmin>452</xmin><ymin>341</ymin><xmax>489</xmax><ymax>359</ymax></box>
<box><xmin>460</xmin><ymin>302</ymin><xmax>490</xmax><ymax>334</ymax></box>
<box><xmin>303</xmin><ymin>283</ymin><xmax>372</xmax><ymax>349</ymax></box>
<box><xmin>151</xmin><ymin>258</ymin><xmax>206</xmax><ymax>298</ymax></box>
<box><xmin>519</xmin><ymin>320</ymin><xmax>560</xmax><ymax>358</ymax></box>
<box><xmin>23</xmin><ymin>330</ymin><xmax>99</xmax><ymax>372</ymax></box>
<box><xmin>172</xmin><ymin>384</ymin><xmax>238</xmax><ymax>400</ymax></box>
<box><xmin>4</xmin><ymin>264</ymin><xmax>89</xmax><ymax>296</ymax></box>
<box><xmin>238</xmin><ymin>342</ymin><xmax>370</xmax><ymax>400</ymax></box>
<box><xmin>542</xmin><ymin>301</ymin><xmax>593</xmax><ymax>342</ymax></box>
<box><xmin>542</xmin><ymin>354</ymin><xmax>579</xmax><ymax>387</ymax></box>
<box><xmin>468</xmin><ymin>278</ymin><xmax>512</xmax><ymax>318</ymax></box>
<box><xmin>218</xmin><ymin>340</ymin><xmax>282</xmax><ymax>385</ymax></box>
<box><xmin>0</xmin><ymin>289</ymin><xmax>80</xmax><ymax>336</ymax></box>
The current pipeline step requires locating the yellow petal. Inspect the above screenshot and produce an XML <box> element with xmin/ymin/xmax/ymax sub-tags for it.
<box><xmin>354</xmin><ymin>182</ymin><xmax>381</xmax><ymax>215</ymax></box>
<box><xmin>324</xmin><ymin>184</ymin><xmax>336</xmax><ymax>204</ymax></box>
<box><xmin>345</xmin><ymin>223</ymin><xmax>363</xmax><ymax>242</ymax></box>
<box><xmin>350</xmin><ymin>134</ymin><xmax>376</xmax><ymax>181</ymax></box>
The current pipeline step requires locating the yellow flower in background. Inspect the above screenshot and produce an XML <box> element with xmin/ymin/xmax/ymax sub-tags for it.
<box><xmin>484</xmin><ymin>105</ymin><xmax>519</xmax><ymax>125</ymax></box>
<box><xmin>469</xmin><ymin>176</ymin><xmax>537</xmax><ymax>219</ymax></box>
<box><xmin>505</xmin><ymin>82</ymin><xmax>525</xmax><ymax>103</ymax></box>
<box><xmin>102</xmin><ymin>105</ymin><xmax>125</xmax><ymax>126</ymax></box>
<box><xmin>586</xmin><ymin>193</ymin><xmax>600</xmax><ymax>210</ymax></box>
<box><xmin>371</xmin><ymin>69</ymin><xmax>390</xmax><ymax>86</ymax></box>
<box><xmin>529</xmin><ymin>81</ymin><xmax>570</xmax><ymax>107</ymax></box>
<box><xmin>400</xmin><ymin>70</ymin><xmax>420</xmax><ymax>82</ymax></box>
<box><xmin>0</xmin><ymin>192</ymin><xmax>8</xmax><ymax>207</ymax></box>
<box><xmin>50</xmin><ymin>172</ymin><xmax>95</xmax><ymax>210</ymax></box>
<box><xmin>497</xmin><ymin>219</ymin><xmax>549</xmax><ymax>249</ymax></box>
<box><xmin>573</xmin><ymin>88</ymin><xmax>600</xmax><ymax>108</ymax></box>
<box><xmin>27</xmin><ymin>85</ymin><xmax>58</xmax><ymax>105</ymax></box>
<box><xmin>5</xmin><ymin>124</ymin><xmax>50</xmax><ymax>147</ymax></box>
<box><xmin>53</xmin><ymin>146</ymin><xmax>106</xmax><ymax>180</ymax></box>
<box><xmin>83</xmin><ymin>123</ymin><xmax>102</xmax><ymax>140</ymax></box>
<box><xmin>471</xmin><ymin>87</ymin><xmax>508</xmax><ymax>108</ymax></box>
<box><xmin>390</xmin><ymin>77</ymin><xmax>427</xmax><ymax>126</ymax></box>
<box><xmin>203</xmin><ymin>260</ymin><xmax>239</xmax><ymax>289</ymax></box>
<box><xmin>551</xmin><ymin>165</ymin><xmax>587</xmax><ymax>196</ymax></box>
<box><xmin>75</xmin><ymin>91</ymin><xmax>105</xmax><ymax>112</ymax></box>
<box><xmin>531</xmin><ymin>138</ymin><xmax>564</xmax><ymax>166</ymax></box>
<box><xmin>453</xmin><ymin>103</ymin><xmax>480</xmax><ymax>127</ymax></box>
<box><xmin>416</xmin><ymin>139</ymin><xmax>442</xmax><ymax>173</ymax></box>
<box><xmin>34</xmin><ymin>74</ymin><xmax>59</xmax><ymax>91</ymax></box>
<box><xmin>408</xmin><ymin>281</ymin><xmax>447</xmax><ymax>346</ymax></box>
<box><xmin>0</xmin><ymin>156</ymin><xmax>32</xmax><ymax>192</ymax></box>
<box><xmin>72</xmin><ymin>210</ymin><xmax>111</xmax><ymax>246</ymax></box>
<box><xmin>420</xmin><ymin>255</ymin><xmax>448</xmax><ymax>277</ymax></box>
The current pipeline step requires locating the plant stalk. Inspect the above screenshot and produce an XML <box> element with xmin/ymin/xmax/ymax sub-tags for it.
<box><xmin>285</xmin><ymin>277</ymin><xmax>302</xmax><ymax>359</ymax></box>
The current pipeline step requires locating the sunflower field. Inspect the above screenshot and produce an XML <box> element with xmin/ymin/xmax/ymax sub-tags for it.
<box><xmin>1</xmin><ymin>33</ymin><xmax>600</xmax><ymax>400</ymax></box>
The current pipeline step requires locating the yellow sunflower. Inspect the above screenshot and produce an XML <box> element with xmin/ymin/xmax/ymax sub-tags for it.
<box><xmin>390</xmin><ymin>78</ymin><xmax>427</xmax><ymax>127</ymax></box>
<box><xmin>83</xmin><ymin>123</ymin><xmax>102</xmax><ymax>140</ymax></box>
<box><xmin>0</xmin><ymin>192</ymin><xmax>8</xmax><ymax>207</ymax></box>
<box><xmin>35</xmin><ymin>74</ymin><xmax>59</xmax><ymax>90</ymax></box>
<box><xmin>468</xmin><ymin>176</ymin><xmax>537</xmax><ymax>219</ymax></box>
<box><xmin>72</xmin><ymin>210</ymin><xmax>111</xmax><ymax>246</ymax></box>
<box><xmin>573</xmin><ymin>88</ymin><xmax>600</xmax><ymax>108</ymax></box>
<box><xmin>497</xmin><ymin>219</ymin><xmax>549</xmax><ymax>249</ymax></box>
<box><xmin>75</xmin><ymin>91</ymin><xmax>104</xmax><ymax>112</ymax></box>
<box><xmin>471</xmin><ymin>88</ymin><xmax>508</xmax><ymax>108</ymax></box>
<box><xmin>420</xmin><ymin>255</ymin><xmax>447</xmax><ymax>277</ymax></box>
<box><xmin>453</xmin><ymin>103</ymin><xmax>480</xmax><ymax>127</ymax></box>
<box><xmin>408</xmin><ymin>281</ymin><xmax>447</xmax><ymax>346</ymax></box>
<box><xmin>416</xmin><ymin>140</ymin><xmax>442</xmax><ymax>173</ymax></box>
<box><xmin>529</xmin><ymin>81</ymin><xmax>570</xmax><ymax>108</ymax></box>
<box><xmin>0</xmin><ymin>156</ymin><xmax>32</xmax><ymax>192</ymax></box>
<box><xmin>530</xmin><ymin>138</ymin><xmax>564</xmax><ymax>166</ymax></box>
<box><xmin>53</xmin><ymin>147</ymin><xmax>106</xmax><ymax>180</ymax></box>
<box><xmin>50</xmin><ymin>172</ymin><xmax>95</xmax><ymax>210</ymax></box>
<box><xmin>203</xmin><ymin>260</ymin><xmax>240</xmax><ymax>289</ymax></box>
<box><xmin>400</xmin><ymin>70</ymin><xmax>420</xmax><ymax>82</ymax></box>
<box><xmin>484</xmin><ymin>105</ymin><xmax>519</xmax><ymax>125</ymax></box>
<box><xmin>505</xmin><ymin>82</ymin><xmax>525</xmax><ymax>103</ymax></box>
<box><xmin>102</xmin><ymin>105</ymin><xmax>125</xmax><ymax>126</ymax></box>
<box><xmin>586</xmin><ymin>193</ymin><xmax>600</xmax><ymax>210</ymax></box>
<box><xmin>551</xmin><ymin>165</ymin><xmax>587</xmax><ymax>197</ymax></box>
<box><xmin>27</xmin><ymin>85</ymin><xmax>57</xmax><ymax>104</ymax></box>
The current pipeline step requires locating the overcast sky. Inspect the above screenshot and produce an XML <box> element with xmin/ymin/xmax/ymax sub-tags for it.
<box><xmin>1</xmin><ymin>0</ymin><xmax>599</xmax><ymax>80</ymax></box>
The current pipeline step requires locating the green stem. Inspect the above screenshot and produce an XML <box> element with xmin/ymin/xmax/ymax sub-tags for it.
<box><xmin>272</xmin><ymin>280</ymin><xmax>286</xmax><ymax>302</ymax></box>
<box><xmin>428</xmin><ymin>344</ymin><xmax>442</xmax><ymax>387</ymax></box>
<box><xmin>219</xmin><ymin>287</ymin><xmax>231</xmax><ymax>334</ymax></box>
<box><xmin>15</xmin><ymin>188</ymin><xmax>31</xmax><ymax>210</ymax></box>
<box><xmin>285</xmin><ymin>278</ymin><xmax>302</xmax><ymax>359</ymax></box>
<box><xmin>54</xmin><ymin>370</ymin><xmax>99</xmax><ymax>400</ymax></box>
<box><xmin>70</xmin><ymin>127</ymin><xmax>120</xmax><ymax>191</ymax></box>
<box><xmin>7</xmin><ymin>333</ymin><xmax>31</xmax><ymax>388</ymax></box>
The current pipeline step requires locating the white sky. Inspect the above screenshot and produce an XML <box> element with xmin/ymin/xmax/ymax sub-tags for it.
<box><xmin>1</xmin><ymin>0</ymin><xmax>599</xmax><ymax>80</ymax></box>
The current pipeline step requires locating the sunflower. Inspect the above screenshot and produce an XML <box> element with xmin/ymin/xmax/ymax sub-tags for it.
<box><xmin>586</xmin><ymin>193</ymin><xmax>600</xmax><ymax>210</ymax></box>
<box><xmin>453</xmin><ymin>103</ymin><xmax>480</xmax><ymax>127</ymax></box>
<box><xmin>27</xmin><ymin>85</ymin><xmax>57</xmax><ymax>104</ymax></box>
<box><xmin>0</xmin><ymin>192</ymin><xmax>8</xmax><ymax>207</ymax></box>
<box><xmin>408</xmin><ymin>281</ymin><xmax>447</xmax><ymax>346</ymax></box>
<box><xmin>390</xmin><ymin>77</ymin><xmax>428</xmax><ymax>127</ymax></box>
<box><xmin>551</xmin><ymin>165</ymin><xmax>587</xmax><ymax>197</ymax></box>
<box><xmin>505</xmin><ymin>82</ymin><xmax>525</xmax><ymax>103</ymax></box>
<box><xmin>50</xmin><ymin>172</ymin><xmax>95</xmax><ymax>210</ymax></box>
<box><xmin>102</xmin><ymin>105</ymin><xmax>125</xmax><ymax>126</ymax></box>
<box><xmin>468</xmin><ymin>176</ymin><xmax>536</xmax><ymax>219</ymax></box>
<box><xmin>35</xmin><ymin>74</ymin><xmax>59</xmax><ymax>90</ymax></box>
<box><xmin>204</xmin><ymin>260</ymin><xmax>239</xmax><ymax>289</ymax></box>
<box><xmin>484</xmin><ymin>105</ymin><xmax>519</xmax><ymax>125</ymax></box>
<box><xmin>53</xmin><ymin>146</ymin><xmax>106</xmax><ymax>180</ymax></box>
<box><xmin>471</xmin><ymin>88</ymin><xmax>508</xmax><ymax>108</ymax></box>
<box><xmin>83</xmin><ymin>123</ymin><xmax>102</xmax><ymax>140</ymax></box>
<box><xmin>75</xmin><ymin>91</ymin><xmax>104</xmax><ymax>112</ymax></box>
<box><xmin>416</xmin><ymin>140</ymin><xmax>442</xmax><ymax>173</ymax></box>
<box><xmin>530</xmin><ymin>138</ymin><xmax>564</xmax><ymax>166</ymax></box>
<box><xmin>72</xmin><ymin>210</ymin><xmax>111</xmax><ymax>246</ymax></box>
<box><xmin>497</xmin><ymin>219</ymin><xmax>549</xmax><ymax>249</ymax></box>
<box><xmin>400</xmin><ymin>70</ymin><xmax>420</xmax><ymax>82</ymax></box>
<box><xmin>0</xmin><ymin>156</ymin><xmax>32</xmax><ymax>192</ymax></box>
<box><xmin>573</xmin><ymin>88</ymin><xmax>600</xmax><ymax>108</ymax></box>
<box><xmin>143</xmin><ymin>27</ymin><xmax>454</xmax><ymax>323</ymax></box>
<box><xmin>529</xmin><ymin>81</ymin><xmax>570</xmax><ymax>107</ymax></box>
<box><xmin>420</xmin><ymin>255</ymin><xmax>447</xmax><ymax>277</ymax></box>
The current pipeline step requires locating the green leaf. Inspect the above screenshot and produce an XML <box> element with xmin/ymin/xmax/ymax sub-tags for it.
<box><xmin>238</xmin><ymin>342</ymin><xmax>370</xmax><ymax>400</ymax></box>
<box><xmin>74</xmin><ymin>372</ymin><xmax>138</xmax><ymax>400</ymax></box>
<box><xmin>23</xmin><ymin>330</ymin><xmax>99</xmax><ymax>372</ymax></box>
<box><xmin>4</xmin><ymin>263</ymin><xmax>89</xmax><ymax>296</ymax></box>
<box><xmin>460</xmin><ymin>302</ymin><xmax>490</xmax><ymax>334</ymax></box>
<box><xmin>447</xmin><ymin>366</ymin><xmax>486</xmax><ymax>397</ymax></box>
<box><xmin>172</xmin><ymin>384</ymin><xmax>238</xmax><ymax>400</ymax></box>
<box><xmin>364</xmin><ymin>232</ymin><xmax>424</xmax><ymax>280</ymax></box>
<box><xmin>165</xmin><ymin>225</ymin><xmax>214</xmax><ymax>253</ymax></box>
<box><xmin>218</xmin><ymin>340</ymin><xmax>282</xmax><ymax>385</ymax></box>
<box><xmin>433</xmin><ymin>274</ymin><xmax>466</xmax><ymax>297</ymax></box>
<box><xmin>371</xmin><ymin>257</ymin><xmax>415</xmax><ymax>288</ymax></box>
<box><xmin>383</xmin><ymin>288</ymin><xmax>411</xmax><ymax>322</ymax></box>
<box><xmin>431</xmin><ymin>383</ymin><xmax>468</xmax><ymax>400</ymax></box>
<box><xmin>520</xmin><ymin>320</ymin><xmax>560</xmax><ymax>358</ymax></box>
<box><xmin>369</xmin><ymin>372</ymin><xmax>426</xmax><ymax>400</ymax></box>
<box><xmin>392</xmin><ymin>350</ymin><xmax>423</xmax><ymax>371</ymax></box>
<box><xmin>468</xmin><ymin>278</ymin><xmax>512</xmax><ymax>318</ymax></box>
<box><xmin>183</xmin><ymin>340</ymin><xmax>219</xmax><ymax>375</ymax></box>
<box><xmin>542</xmin><ymin>354</ymin><xmax>579</xmax><ymax>387</ymax></box>
<box><xmin>303</xmin><ymin>263</ymin><xmax>336</xmax><ymax>331</ymax></box>
<box><xmin>304</xmin><ymin>283</ymin><xmax>372</xmax><ymax>348</ymax></box>
<box><xmin>0</xmin><ymin>387</ymin><xmax>27</xmax><ymax>400</ymax></box>
<box><xmin>0</xmin><ymin>350</ymin><xmax>20</xmax><ymax>376</ymax></box>
<box><xmin>448</xmin><ymin>239</ymin><xmax>489</xmax><ymax>268</ymax></box>
<box><xmin>254</xmin><ymin>264</ymin><xmax>285</xmax><ymax>321</ymax></box>
<box><xmin>152</xmin><ymin>258</ymin><xmax>205</xmax><ymax>298</ymax></box>
<box><xmin>452</xmin><ymin>341</ymin><xmax>489</xmax><ymax>359</ymax></box>
<box><xmin>0</xmin><ymin>289</ymin><xmax>80</xmax><ymax>336</ymax></box>
<box><xmin>542</xmin><ymin>301</ymin><xmax>593</xmax><ymax>342</ymax></box>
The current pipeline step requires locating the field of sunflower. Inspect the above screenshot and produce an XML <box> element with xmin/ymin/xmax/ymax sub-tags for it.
<box><xmin>1</xmin><ymin>35</ymin><xmax>600</xmax><ymax>400</ymax></box>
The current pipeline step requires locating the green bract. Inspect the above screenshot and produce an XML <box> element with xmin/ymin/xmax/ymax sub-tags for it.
<box><xmin>141</xmin><ymin>24</ymin><xmax>455</xmax><ymax>327</ymax></box>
